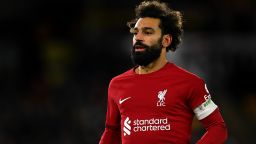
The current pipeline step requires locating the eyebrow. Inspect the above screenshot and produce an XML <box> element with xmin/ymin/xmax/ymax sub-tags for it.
<box><xmin>133</xmin><ymin>27</ymin><xmax>156</xmax><ymax>31</ymax></box>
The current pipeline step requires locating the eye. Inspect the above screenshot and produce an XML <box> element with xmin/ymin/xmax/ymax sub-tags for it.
<box><xmin>143</xmin><ymin>30</ymin><xmax>153</xmax><ymax>35</ymax></box>
<box><xmin>144</xmin><ymin>31</ymin><xmax>153</xmax><ymax>35</ymax></box>
<box><xmin>132</xmin><ymin>32</ymin><xmax>138</xmax><ymax>35</ymax></box>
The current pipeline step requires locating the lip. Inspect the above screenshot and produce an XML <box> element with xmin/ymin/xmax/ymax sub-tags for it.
<box><xmin>134</xmin><ymin>47</ymin><xmax>145</xmax><ymax>52</ymax></box>
<box><xmin>135</xmin><ymin>45</ymin><xmax>145</xmax><ymax>49</ymax></box>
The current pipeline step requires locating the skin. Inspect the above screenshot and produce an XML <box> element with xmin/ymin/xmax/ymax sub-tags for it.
<box><xmin>132</xmin><ymin>17</ymin><xmax>172</xmax><ymax>74</ymax></box>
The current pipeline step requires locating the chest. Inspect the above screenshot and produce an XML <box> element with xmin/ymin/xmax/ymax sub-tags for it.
<box><xmin>115</xmin><ymin>78</ymin><xmax>190</xmax><ymax>115</ymax></box>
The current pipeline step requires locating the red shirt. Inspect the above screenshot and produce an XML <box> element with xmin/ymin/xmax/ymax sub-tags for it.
<box><xmin>100</xmin><ymin>63</ymin><xmax>226</xmax><ymax>144</ymax></box>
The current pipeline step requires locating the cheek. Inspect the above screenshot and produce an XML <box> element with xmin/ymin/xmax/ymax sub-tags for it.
<box><xmin>149</xmin><ymin>39</ymin><xmax>160</xmax><ymax>46</ymax></box>
<box><xmin>133</xmin><ymin>37</ymin><xmax>136</xmax><ymax>45</ymax></box>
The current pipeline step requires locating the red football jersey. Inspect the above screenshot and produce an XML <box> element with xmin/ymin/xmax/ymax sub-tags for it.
<box><xmin>100</xmin><ymin>62</ymin><xmax>218</xmax><ymax>144</ymax></box>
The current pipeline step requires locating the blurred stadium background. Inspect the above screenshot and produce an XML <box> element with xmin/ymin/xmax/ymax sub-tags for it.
<box><xmin>0</xmin><ymin>0</ymin><xmax>255</xmax><ymax>143</ymax></box>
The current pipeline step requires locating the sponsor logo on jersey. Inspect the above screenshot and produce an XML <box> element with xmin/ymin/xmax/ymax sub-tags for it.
<box><xmin>123</xmin><ymin>117</ymin><xmax>131</xmax><ymax>136</ymax></box>
<box><xmin>123</xmin><ymin>117</ymin><xmax>170</xmax><ymax>136</ymax></box>
<box><xmin>204</xmin><ymin>84</ymin><xmax>211</xmax><ymax>100</ymax></box>
<box><xmin>119</xmin><ymin>97</ymin><xmax>131</xmax><ymax>104</ymax></box>
<box><xmin>193</xmin><ymin>84</ymin><xmax>218</xmax><ymax>120</ymax></box>
<box><xmin>157</xmin><ymin>89</ymin><xmax>167</xmax><ymax>106</ymax></box>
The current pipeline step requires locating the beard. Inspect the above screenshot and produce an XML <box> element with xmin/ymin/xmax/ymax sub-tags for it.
<box><xmin>131</xmin><ymin>38</ymin><xmax>163</xmax><ymax>66</ymax></box>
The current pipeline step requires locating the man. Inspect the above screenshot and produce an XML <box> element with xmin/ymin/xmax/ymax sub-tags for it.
<box><xmin>99</xmin><ymin>1</ymin><xmax>228</xmax><ymax>144</ymax></box>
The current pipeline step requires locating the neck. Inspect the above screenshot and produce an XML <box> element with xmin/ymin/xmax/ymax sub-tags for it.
<box><xmin>135</xmin><ymin>52</ymin><xmax>168</xmax><ymax>74</ymax></box>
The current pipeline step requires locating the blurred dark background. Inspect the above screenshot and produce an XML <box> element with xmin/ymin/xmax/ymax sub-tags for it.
<box><xmin>0</xmin><ymin>0</ymin><xmax>255</xmax><ymax>143</ymax></box>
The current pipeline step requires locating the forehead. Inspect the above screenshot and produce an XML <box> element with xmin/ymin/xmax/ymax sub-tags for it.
<box><xmin>134</xmin><ymin>17</ymin><xmax>161</xmax><ymax>29</ymax></box>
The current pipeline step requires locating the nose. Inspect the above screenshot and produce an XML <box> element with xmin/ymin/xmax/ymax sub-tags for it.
<box><xmin>134</xmin><ymin>31</ymin><xmax>144</xmax><ymax>42</ymax></box>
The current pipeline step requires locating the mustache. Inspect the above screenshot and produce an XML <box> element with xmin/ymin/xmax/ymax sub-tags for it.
<box><xmin>133</xmin><ymin>41</ymin><xmax>149</xmax><ymax>49</ymax></box>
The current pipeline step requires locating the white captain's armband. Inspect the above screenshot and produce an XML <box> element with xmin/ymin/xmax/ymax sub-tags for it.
<box><xmin>193</xmin><ymin>98</ymin><xmax>218</xmax><ymax>120</ymax></box>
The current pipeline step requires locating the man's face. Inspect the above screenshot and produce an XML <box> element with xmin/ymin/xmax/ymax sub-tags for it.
<box><xmin>130</xmin><ymin>17</ymin><xmax>163</xmax><ymax>66</ymax></box>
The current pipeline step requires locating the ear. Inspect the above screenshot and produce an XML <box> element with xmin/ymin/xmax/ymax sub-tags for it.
<box><xmin>162</xmin><ymin>34</ymin><xmax>172</xmax><ymax>48</ymax></box>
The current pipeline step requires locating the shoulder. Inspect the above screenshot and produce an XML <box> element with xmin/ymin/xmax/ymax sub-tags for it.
<box><xmin>109</xmin><ymin>68</ymin><xmax>134</xmax><ymax>86</ymax></box>
<box><xmin>169</xmin><ymin>63</ymin><xmax>205</xmax><ymax>84</ymax></box>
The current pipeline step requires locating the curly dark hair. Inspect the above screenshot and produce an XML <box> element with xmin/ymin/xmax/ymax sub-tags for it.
<box><xmin>127</xmin><ymin>0</ymin><xmax>183</xmax><ymax>51</ymax></box>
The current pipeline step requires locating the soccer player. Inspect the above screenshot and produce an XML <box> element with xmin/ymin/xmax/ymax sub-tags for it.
<box><xmin>99</xmin><ymin>1</ymin><xmax>228</xmax><ymax>144</ymax></box>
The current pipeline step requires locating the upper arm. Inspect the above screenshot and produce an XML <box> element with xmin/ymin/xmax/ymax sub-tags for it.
<box><xmin>188</xmin><ymin>79</ymin><xmax>218</xmax><ymax>120</ymax></box>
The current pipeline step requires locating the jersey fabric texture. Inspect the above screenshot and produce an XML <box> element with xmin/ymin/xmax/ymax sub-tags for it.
<box><xmin>100</xmin><ymin>62</ymin><xmax>226</xmax><ymax>144</ymax></box>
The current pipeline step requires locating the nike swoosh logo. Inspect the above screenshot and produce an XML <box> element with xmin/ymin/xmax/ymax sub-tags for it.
<box><xmin>119</xmin><ymin>97</ymin><xmax>131</xmax><ymax>104</ymax></box>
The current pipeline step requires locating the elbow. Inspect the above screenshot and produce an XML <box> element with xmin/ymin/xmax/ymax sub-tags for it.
<box><xmin>213</xmin><ymin>121</ymin><xmax>228</xmax><ymax>143</ymax></box>
<box><xmin>221</xmin><ymin>122</ymin><xmax>228</xmax><ymax>143</ymax></box>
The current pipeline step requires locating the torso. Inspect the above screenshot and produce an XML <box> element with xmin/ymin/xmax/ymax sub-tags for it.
<box><xmin>109</xmin><ymin>63</ymin><xmax>204</xmax><ymax>144</ymax></box>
